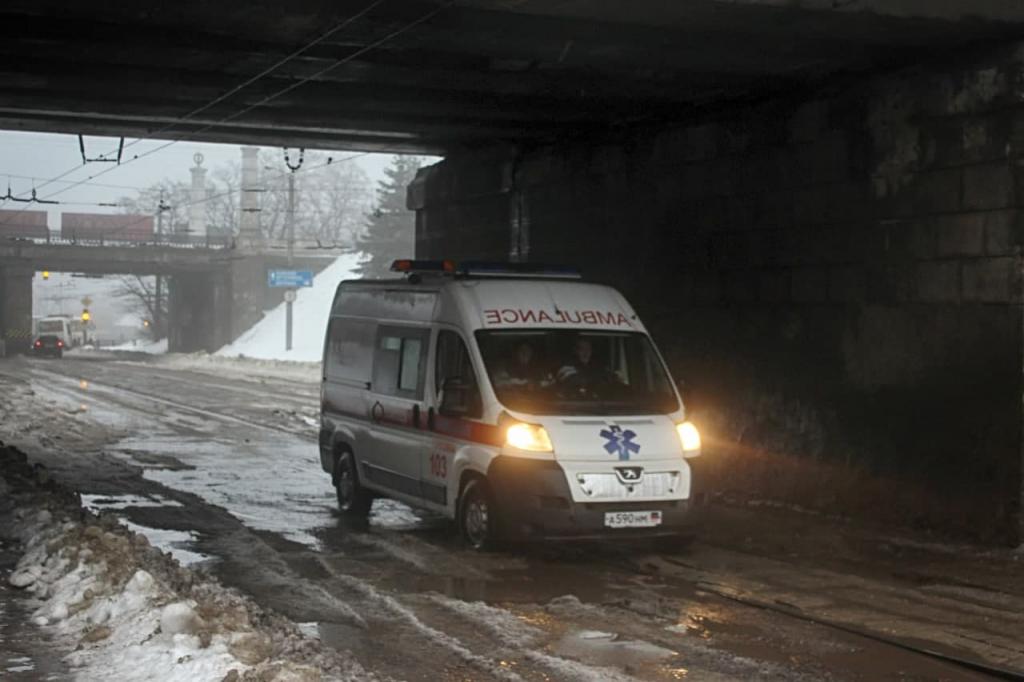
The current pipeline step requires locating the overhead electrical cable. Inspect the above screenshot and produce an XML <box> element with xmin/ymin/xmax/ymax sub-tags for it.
<box><xmin>0</xmin><ymin>0</ymin><xmax>440</xmax><ymax>225</ymax></box>
<box><xmin>64</xmin><ymin>152</ymin><xmax>370</xmax><ymax>238</ymax></box>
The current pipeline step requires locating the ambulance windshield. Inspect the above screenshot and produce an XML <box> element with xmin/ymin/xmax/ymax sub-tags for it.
<box><xmin>475</xmin><ymin>330</ymin><xmax>678</xmax><ymax>415</ymax></box>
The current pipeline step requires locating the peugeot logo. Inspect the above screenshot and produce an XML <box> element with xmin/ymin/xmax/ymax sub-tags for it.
<box><xmin>615</xmin><ymin>466</ymin><xmax>644</xmax><ymax>484</ymax></box>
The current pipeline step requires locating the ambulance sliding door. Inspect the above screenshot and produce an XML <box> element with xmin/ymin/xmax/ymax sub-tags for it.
<box><xmin>366</xmin><ymin>325</ymin><xmax>430</xmax><ymax>500</ymax></box>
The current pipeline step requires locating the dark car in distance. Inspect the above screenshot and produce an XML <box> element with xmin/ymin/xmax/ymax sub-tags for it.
<box><xmin>32</xmin><ymin>334</ymin><xmax>65</xmax><ymax>358</ymax></box>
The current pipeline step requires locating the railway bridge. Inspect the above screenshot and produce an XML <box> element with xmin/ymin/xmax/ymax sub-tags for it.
<box><xmin>0</xmin><ymin>237</ymin><xmax>331</xmax><ymax>354</ymax></box>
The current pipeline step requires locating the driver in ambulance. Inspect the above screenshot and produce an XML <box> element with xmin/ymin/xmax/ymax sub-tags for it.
<box><xmin>494</xmin><ymin>341</ymin><xmax>549</xmax><ymax>390</ymax></box>
<box><xmin>556</xmin><ymin>336</ymin><xmax>620</xmax><ymax>391</ymax></box>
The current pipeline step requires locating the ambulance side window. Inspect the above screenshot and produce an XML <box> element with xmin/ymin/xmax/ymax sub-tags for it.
<box><xmin>373</xmin><ymin>326</ymin><xmax>428</xmax><ymax>399</ymax></box>
<box><xmin>325</xmin><ymin>318</ymin><xmax>375</xmax><ymax>383</ymax></box>
<box><xmin>435</xmin><ymin>331</ymin><xmax>482</xmax><ymax>418</ymax></box>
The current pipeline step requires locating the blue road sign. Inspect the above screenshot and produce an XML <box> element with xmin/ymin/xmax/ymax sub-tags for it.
<box><xmin>268</xmin><ymin>270</ymin><xmax>313</xmax><ymax>288</ymax></box>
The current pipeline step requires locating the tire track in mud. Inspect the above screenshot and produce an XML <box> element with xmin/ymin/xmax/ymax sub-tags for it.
<box><xmin>22</xmin><ymin>362</ymin><xmax>318</xmax><ymax>441</ymax></box>
<box><xmin>18</xmin><ymin>362</ymin><xmax>695</xmax><ymax>679</ymax></box>
<box><xmin>8</xmin><ymin>361</ymin><xmax>565</xmax><ymax>679</ymax></box>
<box><xmin>3</xmin><ymin>363</ymin><xmax>526</xmax><ymax>681</ymax></box>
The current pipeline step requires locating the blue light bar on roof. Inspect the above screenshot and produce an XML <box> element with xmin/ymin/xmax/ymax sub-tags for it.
<box><xmin>457</xmin><ymin>261</ymin><xmax>581</xmax><ymax>279</ymax></box>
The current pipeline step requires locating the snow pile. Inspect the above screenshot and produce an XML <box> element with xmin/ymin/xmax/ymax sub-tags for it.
<box><xmin>217</xmin><ymin>253</ymin><xmax>362</xmax><ymax>362</ymax></box>
<box><xmin>151</xmin><ymin>352</ymin><xmax>321</xmax><ymax>385</ymax></box>
<box><xmin>106</xmin><ymin>338</ymin><xmax>169</xmax><ymax>354</ymax></box>
<box><xmin>0</xmin><ymin>445</ymin><xmax>369</xmax><ymax>682</ymax></box>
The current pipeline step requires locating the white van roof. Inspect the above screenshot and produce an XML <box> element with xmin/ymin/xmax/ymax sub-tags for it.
<box><xmin>454</xmin><ymin>279</ymin><xmax>642</xmax><ymax>333</ymax></box>
<box><xmin>334</xmin><ymin>276</ymin><xmax>644</xmax><ymax>334</ymax></box>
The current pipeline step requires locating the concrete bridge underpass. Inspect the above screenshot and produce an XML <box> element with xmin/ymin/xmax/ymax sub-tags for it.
<box><xmin>4</xmin><ymin>1</ymin><xmax>1024</xmax><ymax>541</ymax></box>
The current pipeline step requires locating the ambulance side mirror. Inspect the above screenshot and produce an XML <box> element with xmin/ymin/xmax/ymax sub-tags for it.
<box><xmin>440</xmin><ymin>376</ymin><xmax>481</xmax><ymax>418</ymax></box>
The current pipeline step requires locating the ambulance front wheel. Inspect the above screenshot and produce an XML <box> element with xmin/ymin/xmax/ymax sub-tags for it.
<box><xmin>334</xmin><ymin>449</ymin><xmax>372</xmax><ymax>517</ymax></box>
<box><xmin>459</xmin><ymin>478</ymin><xmax>501</xmax><ymax>550</ymax></box>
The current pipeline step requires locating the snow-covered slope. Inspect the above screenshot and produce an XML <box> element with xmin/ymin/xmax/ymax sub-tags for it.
<box><xmin>106</xmin><ymin>338</ymin><xmax>169</xmax><ymax>354</ymax></box>
<box><xmin>217</xmin><ymin>253</ymin><xmax>362</xmax><ymax>362</ymax></box>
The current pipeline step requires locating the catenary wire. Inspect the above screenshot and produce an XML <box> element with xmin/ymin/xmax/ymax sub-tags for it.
<box><xmin>0</xmin><ymin>0</ymin><xmax>429</xmax><ymax>224</ymax></box>
<box><xmin>6</xmin><ymin>0</ymin><xmax>389</xmax><ymax>202</ymax></box>
<box><xmin>52</xmin><ymin>151</ymin><xmax>370</xmax><ymax>238</ymax></box>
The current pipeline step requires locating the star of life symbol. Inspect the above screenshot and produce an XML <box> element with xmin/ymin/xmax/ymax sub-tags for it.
<box><xmin>600</xmin><ymin>425</ymin><xmax>640</xmax><ymax>461</ymax></box>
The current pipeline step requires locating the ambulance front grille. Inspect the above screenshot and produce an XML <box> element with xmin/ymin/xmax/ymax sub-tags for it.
<box><xmin>575</xmin><ymin>471</ymin><xmax>680</xmax><ymax>500</ymax></box>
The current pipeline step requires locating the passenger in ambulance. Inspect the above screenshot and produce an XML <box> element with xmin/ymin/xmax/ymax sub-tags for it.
<box><xmin>556</xmin><ymin>336</ymin><xmax>620</xmax><ymax>393</ymax></box>
<box><xmin>494</xmin><ymin>341</ymin><xmax>549</xmax><ymax>390</ymax></box>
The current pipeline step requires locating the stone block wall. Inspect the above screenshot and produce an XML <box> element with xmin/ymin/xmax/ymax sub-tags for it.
<box><xmin>411</xmin><ymin>43</ymin><xmax>1024</xmax><ymax>542</ymax></box>
<box><xmin>0</xmin><ymin>267</ymin><xmax>33</xmax><ymax>355</ymax></box>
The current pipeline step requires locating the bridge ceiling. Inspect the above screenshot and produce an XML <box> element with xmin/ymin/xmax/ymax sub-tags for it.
<box><xmin>0</xmin><ymin>1</ymin><xmax>1022</xmax><ymax>154</ymax></box>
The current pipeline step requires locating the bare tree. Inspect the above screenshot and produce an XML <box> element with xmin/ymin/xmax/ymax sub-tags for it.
<box><xmin>112</xmin><ymin>275</ymin><xmax>165</xmax><ymax>339</ymax></box>
<box><xmin>255</xmin><ymin>151</ymin><xmax>372</xmax><ymax>245</ymax></box>
<box><xmin>119</xmin><ymin>153</ymin><xmax>373</xmax><ymax>246</ymax></box>
<box><xmin>205</xmin><ymin>163</ymin><xmax>240</xmax><ymax>239</ymax></box>
<box><xmin>112</xmin><ymin>153</ymin><xmax>374</xmax><ymax>336</ymax></box>
<box><xmin>116</xmin><ymin>181</ymin><xmax>191</xmax><ymax>238</ymax></box>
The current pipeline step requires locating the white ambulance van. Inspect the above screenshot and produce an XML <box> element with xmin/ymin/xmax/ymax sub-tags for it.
<box><xmin>319</xmin><ymin>260</ymin><xmax>701</xmax><ymax>549</ymax></box>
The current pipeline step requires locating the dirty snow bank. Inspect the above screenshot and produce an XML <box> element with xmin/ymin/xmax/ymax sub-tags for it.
<box><xmin>149</xmin><ymin>352</ymin><xmax>321</xmax><ymax>385</ymax></box>
<box><xmin>106</xmin><ymin>338</ymin><xmax>169</xmax><ymax>354</ymax></box>
<box><xmin>0</xmin><ymin>445</ymin><xmax>371</xmax><ymax>682</ymax></box>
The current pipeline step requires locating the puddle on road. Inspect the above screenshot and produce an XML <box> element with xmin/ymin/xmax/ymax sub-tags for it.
<box><xmin>82</xmin><ymin>492</ymin><xmax>184</xmax><ymax>512</ymax></box>
<box><xmin>50</xmin><ymin>374</ymin><xmax>340</xmax><ymax>557</ymax></box>
<box><xmin>80</xmin><ymin>493</ymin><xmax>210</xmax><ymax>566</ymax></box>
<box><xmin>117</xmin><ymin>518</ymin><xmax>211</xmax><ymax>566</ymax></box>
<box><xmin>29</xmin><ymin>365</ymin><xmax>388</xmax><ymax>562</ymax></box>
<box><xmin>671</xmin><ymin>608</ymin><xmax>761</xmax><ymax>642</ymax></box>
<box><xmin>553</xmin><ymin>629</ymin><xmax>678</xmax><ymax>668</ymax></box>
<box><xmin>296</xmin><ymin>622</ymin><xmax>321</xmax><ymax>640</ymax></box>
<box><xmin>113</xmin><ymin>435</ymin><xmax>221</xmax><ymax>468</ymax></box>
<box><xmin>30</xmin><ymin>378</ymin><xmax>141</xmax><ymax>431</ymax></box>
<box><xmin>370</xmin><ymin>499</ymin><xmax>428</xmax><ymax>529</ymax></box>
<box><xmin>40</xmin><ymin>370</ymin><xmax>336</xmax><ymax>553</ymax></box>
<box><xmin>667</xmin><ymin>608</ymin><xmax>796</xmax><ymax>669</ymax></box>
<box><xmin>131</xmin><ymin>433</ymin><xmax>336</xmax><ymax>551</ymax></box>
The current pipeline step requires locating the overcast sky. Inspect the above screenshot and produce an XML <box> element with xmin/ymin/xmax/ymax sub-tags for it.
<box><xmin>0</xmin><ymin>131</ymin><xmax>400</xmax><ymax>227</ymax></box>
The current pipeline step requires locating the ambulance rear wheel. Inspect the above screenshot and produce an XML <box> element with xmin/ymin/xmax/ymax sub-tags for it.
<box><xmin>459</xmin><ymin>478</ymin><xmax>500</xmax><ymax>550</ymax></box>
<box><xmin>335</xmin><ymin>450</ymin><xmax>372</xmax><ymax>516</ymax></box>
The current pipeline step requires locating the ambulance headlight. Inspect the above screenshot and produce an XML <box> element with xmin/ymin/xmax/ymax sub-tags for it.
<box><xmin>506</xmin><ymin>422</ymin><xmax>553</xmax><ymax>452</ymax></box>
<box><xmin>676</xmin><ymin>421</ymin><xmax>701</xmax><ymax>456</ymax></box>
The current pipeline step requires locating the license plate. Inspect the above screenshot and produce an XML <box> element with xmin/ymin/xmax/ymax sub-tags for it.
<box><xmin>604</xmin><ymin>510</ymin><xmax>662</xmax><ymax>528</ymax></box>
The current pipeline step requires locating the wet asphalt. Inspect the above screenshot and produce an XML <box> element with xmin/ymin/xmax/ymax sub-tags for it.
<box><xmin>0</xmin><ymin>353</ymin><xmax>1020</xmax><ymax>681</ymax></box>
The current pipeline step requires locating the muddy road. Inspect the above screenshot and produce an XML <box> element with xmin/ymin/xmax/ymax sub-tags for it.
<box><xmin>2</xmin><ymin>353</ymin><xmax>1022</xmax><ymax>681</ymax></box>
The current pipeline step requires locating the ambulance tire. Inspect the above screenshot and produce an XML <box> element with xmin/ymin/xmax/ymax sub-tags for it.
<box><xmin>334</xmin><ymin>449</ymin><xmax>372</xmax><ymax>517</ymax></box>
<box><xmin>458</xmin><ymin>477</ymin><xmax>501</xmax><ymax>551</ymax></box>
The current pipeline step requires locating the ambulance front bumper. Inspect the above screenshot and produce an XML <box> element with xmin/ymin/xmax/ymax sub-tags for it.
<box><xmin>486</xmin><ymin>456</ymin><xmax>691</xmax><ymax>541</ymax></box>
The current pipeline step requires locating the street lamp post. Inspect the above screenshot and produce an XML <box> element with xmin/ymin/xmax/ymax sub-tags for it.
<box><xmin>287</xmin><ymin>170</ymin><xmax>294</xmax><ymax>351</ymax></box>
<box><xmin>155</xmin><ymin>192</ymin><xmax>170</xmax><ymax>338</ymax></box>
<box><xmin>283</xmin><ymin>148</ymin><xmax>303</xmax><ymax>352</ymax></box>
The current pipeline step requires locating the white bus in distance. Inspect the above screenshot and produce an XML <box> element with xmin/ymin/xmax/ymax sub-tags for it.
<box><xmin>33</xmin><ymin>316</ymin><xmax>77</xmax><ymax>357</ymax></box>
<box><xmin>319</xmin><ymin>260</ymin><xmax>702</xmax><ymax>549</ymax></box>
